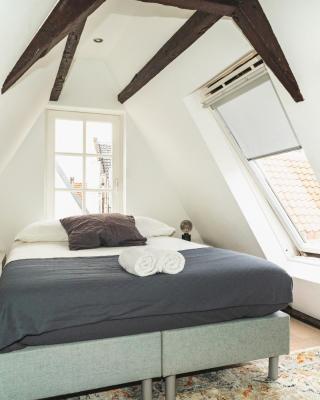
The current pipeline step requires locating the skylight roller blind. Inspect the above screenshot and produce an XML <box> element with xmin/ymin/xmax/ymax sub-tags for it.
<box><xmin>215</xmin><ymin>78</ymin><xmax>300</xmax><ymax>160</ymax></box>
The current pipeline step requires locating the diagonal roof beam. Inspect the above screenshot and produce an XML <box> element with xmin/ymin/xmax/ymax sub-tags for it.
<box><xmin>136</xmin><ymin>0</ymin><xmax>237</xmax><ymax>15</ymax></box>
<box><xmin>120</xmin><ymin>0</ymin><xmax>303</xmax><ymax>103</ymax></box>
<box><xmin>232</xmin><ymin>0</ymin><xmax>303</xmax><ymax>102</ymax></box>
<box><xmin>50</xmin><ymin>21</ymin><xmax>86</xmax><ymax>102</ymax></box>
<box><xmin>1</xmin><ymin>0</ymin><xmax>105</xmax><ymax>94</ymax></box>
<box><xmin>118</xmin><ymin>11</ymin><xmax>222</xmax><ymax>103</ymax></box>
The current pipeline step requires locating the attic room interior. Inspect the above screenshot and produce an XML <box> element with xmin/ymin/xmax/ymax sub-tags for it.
<box><xmin>1</xmin><ymin>0</ymin><xmax>320</xmax><ymax>399</ymax></box>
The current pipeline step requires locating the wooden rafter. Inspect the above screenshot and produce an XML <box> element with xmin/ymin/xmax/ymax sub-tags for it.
<box><xmin>232</xmin><ymin>0</ymin><xmax>303</xmax><ymax>102</ymax></box>
<box><xmin>2</xmin><ymin>0</ymin><xmax>303</xmax><ymax>105</ymax></box>
<box><xmin>1</xmin><ymin>0</ymin><xmax>105</xmax><ymax>94</ymax></box>
<box><xmin>118</xmin><ymin>11</ymin><xmax>222</xmax><ymax>103</ymax></box>
<box><xmin>136</xmin><ymin>0</ymin><xmax>237</xmax><ymax>16</ymax></box>
<box><xmin>119</xmin><ymin>0</ymin><xmax>303</xmax><ymax>103</ymax></box>
<box><xmin>50</xmin><ymin>21</ymin><xmax>86</xmax><ymax>102</ymax></box>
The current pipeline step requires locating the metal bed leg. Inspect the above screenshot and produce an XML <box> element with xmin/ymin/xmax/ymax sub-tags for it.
<box><xmin>268</xmin><ymin>356</ymin><xmax>279</xmax><ymax>380</ymax></box>
<box><xmin>142</xmin><ymin>378</ymin><xmax>152</xmax><ymax>400</ymax></box>
<box><xmin>165</xmin><ymin>375</ymin><xmax>176</xmax><ymax>400</ymax></box>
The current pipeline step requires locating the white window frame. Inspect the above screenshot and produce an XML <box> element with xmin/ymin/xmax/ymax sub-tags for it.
<box><xmin>212</xmin><ymin>108</ymin><xmax>320</xmax><ymax>256</ymax></box>
<box><xmin>46</xmin><ymin>109</ymin><xmax>124</xmax><ymax>218</ymax></box>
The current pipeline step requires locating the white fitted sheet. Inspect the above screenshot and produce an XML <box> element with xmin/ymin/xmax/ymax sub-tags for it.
<box><xmin>6</xmin><ymin>237</ymin><xmax>207</xmax><ymax>265</ymax></box>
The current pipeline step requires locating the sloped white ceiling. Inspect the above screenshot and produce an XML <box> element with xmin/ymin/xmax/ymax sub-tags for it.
<box><xmin>2</xmin><ymin>0</ymin><xmax>319</xmax><ymax>257</ymax></box>
<box><xmin>0</xmin><ymin>0</ymin><xmax>261</xmax><ymax>255</ymax></box>
<box><xmin>0</xmin><ymin>0</ymin><xmax>63</xmax><ymax>175</ymax></box>
<box><xmin>77</xmin><ymin>2</ymin><xmax>263</xmax><ymax>255</ymax></box>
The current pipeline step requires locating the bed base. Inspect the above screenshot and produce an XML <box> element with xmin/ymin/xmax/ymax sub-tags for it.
<box><xmin>0</xmin><ymin>332</ymin><xmax>161</xmax><ymax>400</ymax></box>
<box><xmin>163</xmin><ymin>312</ymin><xmax>289</xmax><ymax>399</ymax></box>
<box><xmin>0</xmin><ymin>312</ymin><xmax>289</xmax><ymax>400</ymax></box>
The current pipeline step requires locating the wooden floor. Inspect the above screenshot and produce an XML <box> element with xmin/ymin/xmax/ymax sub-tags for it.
<box><xmin>290</xmin><ymin>317</ymin><xmax>320</xmax><ymax>351</ymax></box>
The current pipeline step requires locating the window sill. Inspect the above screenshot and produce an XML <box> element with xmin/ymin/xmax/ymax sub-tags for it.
<box><xmin>285</xmin><ymin>256</ymin><xmax>320</xmax><ymax>284</ymax></box>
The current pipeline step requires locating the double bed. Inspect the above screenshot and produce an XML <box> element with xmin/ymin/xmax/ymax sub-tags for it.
<box><xmin>0</xmin><ymin>236</ymin><xmax>292</xmax><ymax>399</ymax></box>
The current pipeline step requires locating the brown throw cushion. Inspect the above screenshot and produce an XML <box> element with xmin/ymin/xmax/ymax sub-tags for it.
<box><xmin>60</xmin><ymin>213</ymin><xmax>147</xmax><ymax>250</ymax></box>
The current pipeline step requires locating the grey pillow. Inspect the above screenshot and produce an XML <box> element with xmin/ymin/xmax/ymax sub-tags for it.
<box><xmin>60</xmin><ymin>213</ymin><xmax>147</xmax><ymax>250</ymax></box>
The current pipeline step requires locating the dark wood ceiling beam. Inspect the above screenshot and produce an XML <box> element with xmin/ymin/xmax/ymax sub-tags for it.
<box><xmin>136</xmin><ymin>0</ymin><xmax>237</xmax><ymax>16</ymax></box>
<box><xmin>118</xmin><ymin>10</ymin><xmax>222</xmax><ymax>103</ymax></box>
<box><xmin>233</xmin><ymin>0</ymin><xmax>303</xmax><ymax>102</ymax></box>
<box><xmin>50</xmin><ymin>21</ymin><xmax>86</xmax><ymax>102</ymax></box>
<box><xmin>1</xmin><ymin>0</ymin><xmax>105</xmax><ymax>94</ymax></box>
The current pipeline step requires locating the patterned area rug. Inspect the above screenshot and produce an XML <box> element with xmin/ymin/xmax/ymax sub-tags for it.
<box><xmin>68</xmin><ymin>347</ymin><xmax>320</xmax><ymax>399</ymax></box>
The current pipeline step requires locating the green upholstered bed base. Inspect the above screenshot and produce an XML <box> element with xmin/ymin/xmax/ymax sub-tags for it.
<box><xmin>163</xmin><ymin>311</ymin><xmax>290</xmax><ymax>399</ymax></box>
<box><xmin>0</xmin><ymin>312</ymin><xmax>289</xmax><ymax>400</ymax></box>
<box><xmin>0</xmin><ymin>332</ymin><xmax>161</xmax><ymax>400</ymax></box>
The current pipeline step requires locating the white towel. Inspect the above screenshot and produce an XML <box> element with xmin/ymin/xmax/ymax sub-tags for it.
<box><xmin>149</xmin><ymin>248</ymin><xmax>185</xmax><ymax>274</ymax></box>
<box><xmin>118</xmin><ymin>247</ymin><xmax>158</xmax><ymax>277</ymax></box>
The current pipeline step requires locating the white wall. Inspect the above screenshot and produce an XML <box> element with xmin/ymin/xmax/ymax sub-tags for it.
<box><xmin>57</xmin><ymin>57</ymin><xmax>202</xmax><ymax>242</ymax></box>
<box><xmin>1</xmin><ymin>0</ymin><xmax>320</xmax><ymax>316</ymax></box>
<box><xmin>0</xmin><ymin>0</ymin><xmax>63</xmax><ymax>174</ymax></box>
<box><xmin>103</xmin><ymin>15</ymin><xmax>263</xmax><ymax>256</ymax></box>
<box><xmin>0</xmin><ymin>0</ymin><xmax>64</xmax><ymax>248</ymax></box>
<box><xmin>0</xmin><ymin>56</ymin><xmax>202</xmax><ymax>249</ymax></box>
<box><xmin>261</xmin><ymin>0</ymin><xmax>320</xmax><ymax>181</ymax></box>
<box><xmin>0</xmin><ymin>114</ymin><xmax>46</xmax><ymax>249</ymax></box>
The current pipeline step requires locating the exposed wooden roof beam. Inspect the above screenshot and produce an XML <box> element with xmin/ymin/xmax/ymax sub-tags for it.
<box><xmin>118</xmin><ymin>11</ymin><xmax>222</xmax><ymax>103</ymax></box>
<box><xmin>1</xmin><ymin>0</ymin><xmax>105</xmax><ymax>94</ymax></box>
<box><xmin>119</xmin><ymin>0</ymin><xmax>303</xmax><ymax>103</ymax></box>
<box><xmin>136</xmin><ymin>0</ymin><xmax>237</xmax><ymax>16</ymax></box>
<box><xmin>50</xmin><ymin>21</ymin><xmax>86</xmax><ymax>102</ymax></box>
<box><xmin>232</xmin><ymin>0</ymin><xmax>303</xmax><ymax>102</ymax></box>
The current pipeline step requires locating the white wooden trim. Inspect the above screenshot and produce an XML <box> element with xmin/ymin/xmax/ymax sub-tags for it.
<box><xmin>46</xmin><ymin>110</ymin><xmax>124</xmax><ymax>218</ymax></box>
<box><xmin>47</xmin><ymin>104</ymin><xmax>125</xmax><ymax>117</ymax></box>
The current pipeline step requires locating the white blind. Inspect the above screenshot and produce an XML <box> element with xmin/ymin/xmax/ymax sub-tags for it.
<box><xmin>215</xmin><ymin>77</ymin><xmax>300</xmax><ymax>160</ymax></box>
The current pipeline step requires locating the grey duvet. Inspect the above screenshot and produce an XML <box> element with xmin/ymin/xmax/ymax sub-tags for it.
<box><xmin>0</xmin><ymin>247</ymin><xmax>292</xmax><ymax>352</ymax></box>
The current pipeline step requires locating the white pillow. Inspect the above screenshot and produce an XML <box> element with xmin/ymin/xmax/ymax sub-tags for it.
<box><xmin>135</xmin><ymin>216</ymin><xmax>175</xmax><ymax>238</ymax></box>
<box><xmin>16</xmin><ymin>220</ymin><xmax>68</xmax><ymax>243</ymax></box>
<box><xmin>15</xmin><ymin>216</ymin><xmax>175</xmax><ymax>243</ymax></box>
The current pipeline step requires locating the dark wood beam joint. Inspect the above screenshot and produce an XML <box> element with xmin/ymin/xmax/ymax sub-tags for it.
<box><xmin>2</xmin><ymin>0</ymin><xmax>105</xmax><ymax>94</ymax></box>
<box><xmin>232</xmin><ymin>0</ymin><xmax>303</xmax><ymax>102</ymax></box>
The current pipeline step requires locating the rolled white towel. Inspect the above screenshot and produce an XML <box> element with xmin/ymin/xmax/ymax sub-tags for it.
<box><xmin>118</xmin><ymin>247</ymin><xmax>158</xmax><ymax>277</ymax></box>
<box><xmin>149</xmin><ymin>248</ymin><xmax>185</xmax><ymax>274</ymax></box>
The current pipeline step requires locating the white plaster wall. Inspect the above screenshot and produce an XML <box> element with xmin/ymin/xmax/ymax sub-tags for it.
<box><xmin>293</xmin><ymin>279</ymin><xmax>320</xmax><ymax>320</ymax></box>
<box><xmin>0</xmin><ymin>0</ymin><xmax>63</xmax><ymax>175</ymax></box>
<box><xmin>0</xmin><ymin>0</ymin><xmax>320</xmax><ymax>316</ymax></box>
<box><xmin>0</xmin><ymin>55</ymin><xmax>201</xmax><ymax>249</ymax></box>
<box><xmin>104</xmin><ymin>16</ymin><xmax>263</xmax><ymax>256</ymax></box>
<box><xmin>0</xmin><ymin>114</ymin><xmax>46</xmax><ymax>249</ymax></box>
<box><xmin>56</xmin><ymin>57</ymin><xmax>202</xmax><ymax>241</ymax></box>
<box><xmin>260</xmin><ymin>0</ymin><xmax>320</xmax><ymax>181</ymax></box>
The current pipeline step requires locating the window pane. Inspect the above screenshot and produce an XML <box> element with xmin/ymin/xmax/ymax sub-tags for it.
<box><xmin>86</xmin><ymin>156</ymin><xmax>112</xmax><ymax>190</ymax></box>
<box><xmin>86</xmin><ymin>192</ymin><xmax>112</xmax><ymax>214</ymax></box>
<box><xmin>86</xmin><ymin>121</ymin><xmax>112</xmax><ymax>154</ymax></box>
<box><xmin>55</xmin><ymin>191</ymin><xmax>82</xmax><ymax>219</ymax></box>
<box><xmin>55</xmin><ymin>119</ymin><xmax>83</xmax><ymax>153</ymax></box>
<box><xmin>254</xmin><ymin>149</ymin><xmax>320</xmax><ymax>243</ymax></box>
<box><xmin>55</xmin><ymin>155</ymin><xmax>83</xmax><ymax>189</ymax></box>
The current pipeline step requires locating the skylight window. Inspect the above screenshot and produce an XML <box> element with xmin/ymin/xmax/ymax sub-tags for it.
<box><xmin>205</xmin><ymin>55</ymin><xmax>320</xmax><ymax>255</ymax></box>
